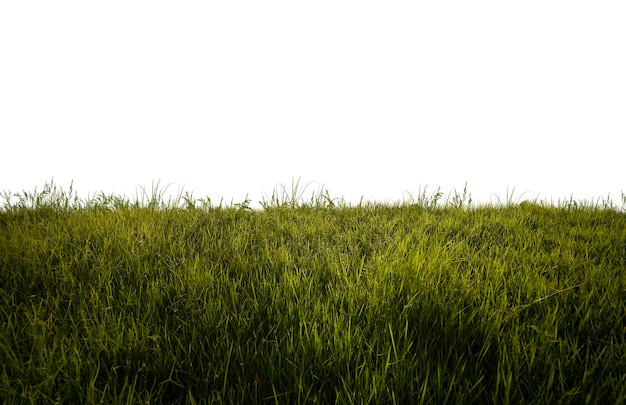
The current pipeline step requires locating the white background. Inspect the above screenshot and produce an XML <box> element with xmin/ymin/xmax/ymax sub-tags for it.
<box><xmin>1</xmin><ymin>1</ymin><xmax>624</xmax><ymax>207</ymax></box>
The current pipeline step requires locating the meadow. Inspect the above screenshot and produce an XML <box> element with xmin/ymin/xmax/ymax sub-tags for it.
<box><xmin>1</xmin><ymin>180</ymin><xmax>625</xmax><ymax>404</ymax></box>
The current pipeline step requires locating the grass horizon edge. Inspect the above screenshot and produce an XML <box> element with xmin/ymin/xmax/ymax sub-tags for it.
<box><xmin>2</xmin><ymin>178</ymin><xmax>626</xmax><ymax>212</ymax></box>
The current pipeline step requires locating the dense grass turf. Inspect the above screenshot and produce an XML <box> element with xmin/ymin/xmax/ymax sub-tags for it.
<box><xmin>1</xmin><ymin>181</ymin><xmax>625</xmax><ymax>403</ymax></box>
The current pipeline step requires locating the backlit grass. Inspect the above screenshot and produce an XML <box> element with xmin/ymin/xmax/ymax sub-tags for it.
<box><xmin>1</xmin><ymin>180</ymin><xmax>625</xmax><ymax>404</ymax></box>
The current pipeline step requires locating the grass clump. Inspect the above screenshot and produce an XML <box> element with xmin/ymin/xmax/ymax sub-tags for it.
<box><xmin>1</xmin><ymin>180</ymin><xmax>625</xmax><ymax>404</ymax></box>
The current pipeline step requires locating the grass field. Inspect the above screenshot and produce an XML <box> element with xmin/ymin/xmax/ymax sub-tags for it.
<box><xmin>1</xmin><ymin>180</ymin><xmax>625</xmax><ymax>404</ymax></box>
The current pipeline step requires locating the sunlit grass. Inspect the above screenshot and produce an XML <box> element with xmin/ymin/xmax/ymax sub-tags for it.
<box><xmin>1</xmin><ymin>180</ymin><xmax>625</xmax><ymax>403</ymax></box>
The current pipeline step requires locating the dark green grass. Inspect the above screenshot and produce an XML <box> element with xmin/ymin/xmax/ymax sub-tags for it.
<box><xmin>1</xmin><ymin>181</ymin><xmax>625</xmax><ymax>404</ymax></box>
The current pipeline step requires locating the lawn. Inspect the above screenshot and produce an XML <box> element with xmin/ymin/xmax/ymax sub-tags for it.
<box><xmin>1</xmin><ymin>181</ymin><xmax>625</xmax><ymax>404</ymax></box>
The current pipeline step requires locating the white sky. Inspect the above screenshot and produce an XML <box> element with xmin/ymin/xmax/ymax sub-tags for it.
<box><xmin>1</xmin><ymin>1</ymin><xmax>624</xmax><ymax>207</ymax></box>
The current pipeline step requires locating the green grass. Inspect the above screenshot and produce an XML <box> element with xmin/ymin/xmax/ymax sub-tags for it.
<box><xmin>1</xmin><ymin>180</ymin><xmax>625</xmax><ymax>404</ymax></box>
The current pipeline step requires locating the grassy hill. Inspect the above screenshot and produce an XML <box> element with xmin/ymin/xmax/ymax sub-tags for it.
<box><xmin>1</xmin><ymin>181</ymin><xmax>625</xmax><ymax>404</ymax></box>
